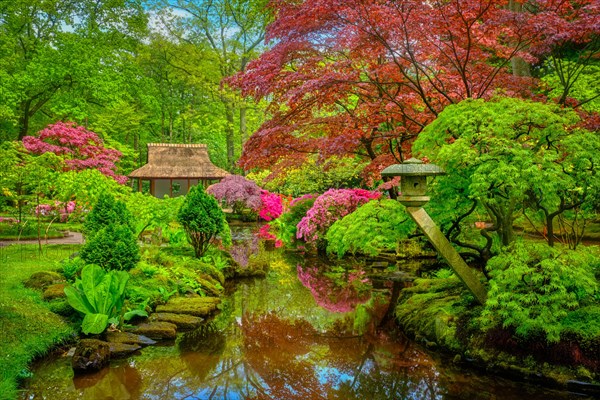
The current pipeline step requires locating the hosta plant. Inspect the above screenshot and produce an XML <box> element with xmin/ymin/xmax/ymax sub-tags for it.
<box><xmin>64</xmin><ymin>264</ymin><xmax>130</xmax><ymax>335</ymax></box>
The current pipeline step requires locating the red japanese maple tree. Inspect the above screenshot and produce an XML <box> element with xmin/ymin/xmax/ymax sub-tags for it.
<box><xmin>232</xmin><ymin>0</ymin><xmax>598</xmax><ymax>183</ymax></box>
<box><xmin>22</xmin><ymin>122</ymin><xmax>127</xmax><ymax>184</ymax></box>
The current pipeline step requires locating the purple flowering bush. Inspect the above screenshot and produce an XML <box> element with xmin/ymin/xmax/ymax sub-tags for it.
<box><xmin>207</xmin><ymin>175</ymin><xmax>262</xmax><ymax>215</ymax></box>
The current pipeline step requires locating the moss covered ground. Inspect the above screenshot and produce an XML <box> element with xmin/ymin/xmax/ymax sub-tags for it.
<box><xmin>0</xmin><ymin>244</ymin><xmax>78</xmax><ymax>400</ymax></box>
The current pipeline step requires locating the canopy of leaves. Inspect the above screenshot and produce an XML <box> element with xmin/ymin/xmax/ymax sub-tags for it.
<box><xmin>414</xmin><ymin>97</ymin><xmax>600</xmax><ymax>247</ymax></box>
<box><xmin>326</xmin><ymin>199</ymin><xmax>415</xmax><ymax>258</ymax></box>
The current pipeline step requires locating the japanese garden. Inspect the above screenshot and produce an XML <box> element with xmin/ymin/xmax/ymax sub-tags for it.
<box><xmin>1</xmin><ymin>0</ymin><xmax>599</xmax><ymax>399</ymax></box>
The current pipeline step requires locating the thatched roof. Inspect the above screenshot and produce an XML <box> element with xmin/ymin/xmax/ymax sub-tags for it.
<box><xmin>129</xmin><ymin>143</ymin><xmax>229</xmax><ymax>179</ymax></box>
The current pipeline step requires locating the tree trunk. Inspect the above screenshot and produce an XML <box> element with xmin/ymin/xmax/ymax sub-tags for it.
<box><xmin>222</xmin><ymin>96</ymin><xmax>236</xmax><ymax>170</ymax></box>
<box><xmin>18</xmin><ymin>99</ymin><xmax>32</xmax><ymax>139</ymax></box>
<box><xmin>240</xmin><ymin>105</ymin><xmax>248</xmax><ymax>147</ymax></box>
<box><xmin>508</xmin><ymin>0</ymin><xmax>531</xmax><ymax>77</ymax></box>
<box><xmin>546</xmin><ymin>213</ymin><xmax>555</xmax><ymax>247</ymax></box>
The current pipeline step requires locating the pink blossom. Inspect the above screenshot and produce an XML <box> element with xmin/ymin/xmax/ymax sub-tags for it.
<box><xmin>22</xmin><ymin>122</ymin><xmax>126</xmax><ymax>184</ymax></box>
<box><xmin>207</xmin><ymin>175</ymin><xmax>262</xmax><ymax>212</ymax></box>
<box><xmin>296</xmin><ymin>188</ymin><xmax>380</xmax><ymax>243</ymax></box>
<box><xmin>258</xmin><ymin>190</ymin><xmax>284</xmax><ymax>221</ymax></box>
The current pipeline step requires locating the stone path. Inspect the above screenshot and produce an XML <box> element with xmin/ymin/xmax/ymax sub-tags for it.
<box><xmin>0</xmin><ymin>231</ymin><xmax>84</xmax><ymax>247</ymax></box>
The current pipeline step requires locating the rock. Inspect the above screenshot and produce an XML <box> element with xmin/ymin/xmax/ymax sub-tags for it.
<box><xmin>149</xmin><ymin>313</ymin><xmax>203</xmax><ymax>331</ymax></box>
<box><xmin>42</xmin><ymin>283</ymin><xmax>68</xmax><ymax>301</ymax></box>
<box><xmin>108</xmin><ymin>342</ymin><xmax>141</xmax><ymax>358</ymax></box>
<box><xmin>47</xmin><ymin>299</ymin><xmax>75</xmax><ymax>316</ymax></box>
<box><xmin>104</xmin><ymin>331</ymin><xmax>156</xmax><ymax>346</ymax></box>
<box><xmin>72</xmin><ymin>339</ymin><xmax>110</xmax><ymax>373</ymax></box>
<box><xmin>128</xmin><ymin>321</ymin><xmax>177</xmax><ymax>340</ymax></box>
<box><xmin>155</xmin><ymin>297</ymin><xmax>220</xmax><ymax>317</ymax></box>
<box><xmin>24</xmin><ymin>271</ymin><xmax>65</xmax><ymax>290</ymax></box>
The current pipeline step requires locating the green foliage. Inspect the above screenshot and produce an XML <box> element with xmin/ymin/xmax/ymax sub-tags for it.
<box><xmin>80</xmin><ymin>225</ymin><xmax>140</xmax><ymax>271</ymax></box>
<box><xmin>414</xmin><ymin>97</ymin><xmax>600</xmax><ymax>249</ymax></box>
<box><xmin>177</xmin><ymin>185</ymin><xmax>231</xmax><ymax>258</ymax></box>
<box><xmin>326</xmin><ymin>199</ymin><xmax>415</xmax><ymax>257</ymax></box>
<box><xmin>59</xmin><ymin>256</ymin><xmax>85</xmax><ymax>281</ymax></box>
<box><xmin>125</xmin><ymin>192</ymin><xmax>184</xmax><ymax>238</ymax></box>
<box><xmin>64</xmin><ymin>264</ymin><xmax>130</xmax><ymax>335</ymax></box>
<box><xmin>481</xmin><ymin>242</ymin><xmax>599</xmax><ymax>342</ymax></box>
<box><xmin>273</xmin><ymin>195</ymin><xmax>316</xmax><ymax>246</ymax></box>
<box><xmin>83</xmin><ymin>193</ymin><xmax>133</xmax><ymax>236</ymax></box>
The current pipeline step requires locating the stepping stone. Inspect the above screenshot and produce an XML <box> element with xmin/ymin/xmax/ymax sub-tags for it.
<box><xmin>72</xmin><ymin>339</ymin><xmax>110</xmax><ymax>373</ymax></box>
<box><xmin>108</xmin><ymin>342</ymin><xmax>141</xmax><ymax>358</ymax></box>
<box><xmin>104</xmin><ymin>331</ymin><xmax>156</xmax><ymax>346</ymax></box>
<box><xmin>155</xmin><ymin>297</ymin><xmax>220</xmax><ymax>317</ymax></box>
<box><xmin>149</xmin><ymin>312</ymin><xmax>203</xmax><ymax>331</ymax></box>
<box><xmin>128</xmin><ymin>321</ymin><xmax>177</xmax><ymax>340</ymax></box>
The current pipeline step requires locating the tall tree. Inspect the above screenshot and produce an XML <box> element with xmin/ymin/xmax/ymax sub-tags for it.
<box><xmin>152</xmin><ymin>0</ymin><xmax>271</xmax><ymax>169</ymax></box>
<box><xmin>232</xmin><ymin>0</ymin><xmax>598</xmax><ymax>183</ymax></box>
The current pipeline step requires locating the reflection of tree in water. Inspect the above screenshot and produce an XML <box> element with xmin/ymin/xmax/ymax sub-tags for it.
<box><xmin>241</xmin><ymin>312</ymin><xmax>443</xmax><ymax>399</ymax></box>
<box><xmin>297</xmin><ymin>264</ymin><xmax>372</xmax><ymax>312</ymax></box>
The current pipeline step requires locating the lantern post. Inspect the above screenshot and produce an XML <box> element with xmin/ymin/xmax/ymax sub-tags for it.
<box><xmin>382</xmin><ymin>158</ymin><xmax>487</xmax><ymax>304</ymax></box>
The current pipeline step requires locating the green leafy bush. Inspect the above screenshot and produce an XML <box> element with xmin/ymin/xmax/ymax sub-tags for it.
<box><xmin>326</xmin><ymin>199</ymin><xmax>415</xmax><ymax>257</ymax></box>
<box><xmin>273</xmin><ymin>194</ymin><xmax>316</xmax><ymax>246</ymax></box>
<box><xmin>59</xmin><ymin>256</ymin><xmax>85</xmax><ymax>281</ymax></box>
<box><xmin>81</xmin><ymin>225</ymin><xmax>140</xmax><ymax>271</ymax></box>
<box><xmin>481</xmin><ymin>242</ymin><xmax>599</xmax><ymax>342</ymax></box>
<box><xmin>64</xmin><ymin>264</ymin><xmax>129</xmax><ymax>335</ymax></box>
<box><xmin>83</xmin><ymin>193</ymin><xmax>133</xmax><ymax>236</ymax></box>
<box><xmin>177</xmin><ymin>185</ymin><xmax>231</xmax><ymax>258</ymax></box>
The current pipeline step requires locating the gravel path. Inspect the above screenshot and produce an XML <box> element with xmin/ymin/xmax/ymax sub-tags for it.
<box><xmin>0</xmin><ymin>231</ymin><xmax>84</xmax><ymax>247</ymax></box>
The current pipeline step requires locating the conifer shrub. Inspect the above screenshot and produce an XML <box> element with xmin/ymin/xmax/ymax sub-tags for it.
<box><xmin>178</xmin><ymin>185</ymin><xmax>231</xmax><ymax>258</ymax></box>
<box><xmin>480</xmin><ymin>242</ymin><xmax>599</xmax><ymax>342</ymax></box>
<box><xmin>81</xmin><ymin>225</ymin><xmax>140</xmax><ymax>271</ymax></box>
<box><xmin>326</xmin><ymin>199</ymin><xmax>415</xmax><ymax>257</ymax></box>
<box><xmin>83</xmin><ymin>193</ymin><xmax>132</xmax><ymax>236</ymax></box>
<box><xmin>81</xmin><ymin>193</ymin><xmax>139</xmax><ymax>271</ymax></box>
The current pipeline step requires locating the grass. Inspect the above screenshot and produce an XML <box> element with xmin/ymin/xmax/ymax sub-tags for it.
<box><xmin>0</xmin><ymin>244</ymin><xmax>79</xmax><ymax>400</ymax></box>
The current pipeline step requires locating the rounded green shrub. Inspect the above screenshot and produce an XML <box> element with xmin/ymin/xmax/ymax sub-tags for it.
<box><xmin>177</xmin><ymin>185</ymin><xmax>231</xmax><ymax>258</ymax></box>
<box><xmin>81</xmin><ymin>225</ymin><xmax>140</xmax><ymax>271</ymax></box>
<box><xmin>83</xmin><ymin>193</ymin><xmax>133</xmax><ymax>236</ymax></box>
<box><xmin>481</xmin><ymin>242</ymin><xmax>599</xmax><ymax>342</ymax></box>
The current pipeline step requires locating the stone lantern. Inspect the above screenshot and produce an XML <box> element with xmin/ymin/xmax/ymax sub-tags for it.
<box><xmin>382</xmin><ymin>158</ymin><xmax>487</xmax><ymax>304</ymax></box>
<box><xmin>381</xmin><ymin>158</ymin><xmax>445</xmax><ymax>207</ymax></box>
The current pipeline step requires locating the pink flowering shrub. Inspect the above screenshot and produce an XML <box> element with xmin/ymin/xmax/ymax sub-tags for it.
<box><xmin>296</xmin><ymin>188</ymin><xmax>380</xmax><ymax>243</ymax></box>
<box><xmin>35</xmin><ymin>200</ymin><xmax>79</xmax><ymax>222</ymax></box>
<box><xmin>297</xmin><ymin>265</ymin><xmax>371</xmax><ymax>313</ymax></box>
<box><xmin>206</xmin><ymin>175</ymin><xmax>262</xmax><ymax>214</ymax></box>
<box><xmin>256</xmin><ymin>224</ymin><xmax>283</xmax><ymax>247</ymax></box>
<box><xmin>258</xmin><ymin>190</ymin><xmax>284</xmax><ymax>221</ymax></box>
<box><xmin>22</xmin><ymin>122</ymin><xmax>127</xmax><ymax>184</ymax></box>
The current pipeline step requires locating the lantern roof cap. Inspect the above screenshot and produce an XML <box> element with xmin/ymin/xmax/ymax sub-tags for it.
<box><xmin>381</xmin><ymin>158</ymin><xmax>446</xmax><ymax>177</ymax></box>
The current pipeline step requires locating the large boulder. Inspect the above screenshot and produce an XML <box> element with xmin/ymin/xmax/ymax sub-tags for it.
<box><xmin>155</xmin><ymin>297</ymin><xmax>220</xmax><ymax>318</ymax></box>
<box><xmin>149</xmin><ymin>312</ymin><xmax>203</xmax><ymax>331</ymax></box>
<box><xmin>72</xmin><ymin>339</ymin><xmax>110</xmax><ymax>373</ymax></box>
<box><xmin>108</xmin><ymin>342</ymin><xmax>141</xmax><ymax>358</ymax></box>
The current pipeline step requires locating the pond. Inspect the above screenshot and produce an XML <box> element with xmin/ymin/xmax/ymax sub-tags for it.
<box><xmin>20</xmin><ymin>229</ymin><xmax>587</xmax><ymax>399</ymax></box>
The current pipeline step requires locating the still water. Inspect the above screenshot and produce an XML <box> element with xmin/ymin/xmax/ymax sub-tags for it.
<box><xmin>20</xmin><ymin>237</ymin><xmax>589</xmax><ymax>399</ymax></box>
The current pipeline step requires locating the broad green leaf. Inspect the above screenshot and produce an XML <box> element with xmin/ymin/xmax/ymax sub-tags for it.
<box><xmin>82</xmin><ymin>313</ymin><xmax>109</xmax><ymax>335</ymax></box>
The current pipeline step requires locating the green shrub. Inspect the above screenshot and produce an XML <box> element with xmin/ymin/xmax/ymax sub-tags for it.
<box><xmin>326</xmin><ymin>199</ymin><xmax>415</xmax><ymax>257</ymax></box>
<box><xmin>83</xmin><ymin>193</ymin><xmax>133</xmax><ymax>236</ymax></box>
<box><xmin>273</xmin><ymin>195</ymin><xmax>316</xmax><ymax>246</ymax></box>
<box><xmin>81</xmin><ymin>225</ymin><xmax>140</xmax><ymax>271</ymax></box>
<box><xmin>481</xmin><ymin>242</ymin><xmax>599</xmax><ymax>342</ymax></box>
<box><xmin>64</xmin><ymin>264</ymin><xmax>129</xmax><ymax>335</ymax></box>
<box><xmin>177</xmin><ymin>185</ymin><xmax>231</xmax><ymax>258</ymax></box>
<box><xmin>59</xmin><ymin>256</ymin><xmax>85</xmax><ymax>281</ymax></box>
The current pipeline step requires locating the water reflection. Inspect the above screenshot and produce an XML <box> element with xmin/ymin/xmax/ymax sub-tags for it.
<box><xmin>22</xmin><ymin>247</ymin><xmax>586</xmax><ymax>400</ymax></box>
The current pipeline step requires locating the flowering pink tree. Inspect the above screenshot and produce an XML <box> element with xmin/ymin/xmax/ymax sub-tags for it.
<box><xmin>206</xmin><ymin>175</ymin><xmax>262</xmax><ymax>214</ymax></box>
<box><xmin>35</xmin><ymin>200</ymin><xmax>79</xmax><ymax>222</ymax></box>
<box><xmin>297</xmin><ymin>265</ymin><xmax>371</xmax><ymax>313</ymax></box>
<box><xmin>22</xmin><ymin>122</ymin><xmax>126</xmax><ymax>184</ymax></box>
<box><xmin>296</xmin><ymin>189</ymin><xmax>381</xmax><ymax>243</ymax></box>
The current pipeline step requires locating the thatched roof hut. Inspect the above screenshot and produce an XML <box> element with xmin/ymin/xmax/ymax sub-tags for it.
<box><xmin>129</xmin><ymin>143</ymin><xmax>228</xmax><ymax>197</ymax></box>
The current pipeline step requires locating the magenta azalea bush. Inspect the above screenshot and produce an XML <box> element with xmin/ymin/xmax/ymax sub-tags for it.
<box><xmin>297</xmin><ymin>265</ymin><xmax>371</xmax><ymax>313</ymax></box>
<box><xmin>23</xmin><ymin>122</ymin><xmax>126</xmax><ymax>184</ymax></box>
<box><xmin>258</xmin><ymin>190</ymin><xmax>284</xmax><ymax>221</ymax></box>
<box><xmin>296</xmin><ymin>188</ymin><xmax>380</xmax><ymax>243</ymax></box>
<box><xmin>207</xmin><ymin>175</ymin><xmax>262</xmax><ymax>214</ymax></box>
